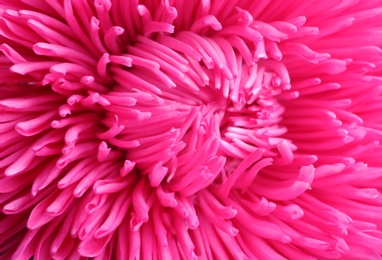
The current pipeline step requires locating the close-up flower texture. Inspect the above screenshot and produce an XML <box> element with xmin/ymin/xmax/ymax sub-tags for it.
<box><xmin>1</xmin><ymin>0</ymin><xmax>382</xmax><ymax>259</ymax></box>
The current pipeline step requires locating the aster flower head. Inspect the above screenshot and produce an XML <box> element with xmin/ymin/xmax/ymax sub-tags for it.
<box><xmin>1</xmin><ymin>0</ymin><xmax>382</xmax><ymax>259</ymax></box>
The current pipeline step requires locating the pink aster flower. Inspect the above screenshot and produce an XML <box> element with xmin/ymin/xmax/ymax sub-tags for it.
<box><xmin>1</xmin><ymin>0</ymin><xmax>382</xmax><ymax>259</ymax></box>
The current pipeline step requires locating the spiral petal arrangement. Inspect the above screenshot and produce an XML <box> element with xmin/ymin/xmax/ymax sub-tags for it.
<box><xmin>1</xmin><ymin>1</ymin><xmax>382</xmax><ymax>259</ymax></box>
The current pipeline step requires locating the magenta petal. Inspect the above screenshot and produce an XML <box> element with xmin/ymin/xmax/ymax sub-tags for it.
<box><xmin>1</xmin><ymin>1</ymin><xmax>382</xmax><ymax>259</ymax></box>
<box><xmin>78</xmin><ymin>234</ymin><xmax>113</xmax><ymax>257</ymax></box>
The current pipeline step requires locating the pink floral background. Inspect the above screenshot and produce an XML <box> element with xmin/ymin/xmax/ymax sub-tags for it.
<box><xmin>1</xmin><ymin>0</ymin><xmax>382</xmax><ymax>259</ymax></box>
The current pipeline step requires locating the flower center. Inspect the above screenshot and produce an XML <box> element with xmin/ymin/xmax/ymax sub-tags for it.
<box><xmin>93</xmin><ymin>30</ymin><xmax>292</xmax><ymax>193</ymax></box>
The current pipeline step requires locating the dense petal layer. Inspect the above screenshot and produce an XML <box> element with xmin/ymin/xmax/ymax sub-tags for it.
<box><xmin>1</xmin><ymin>0</ymin><xmax>382</xmax><ymax>259</ymax></box>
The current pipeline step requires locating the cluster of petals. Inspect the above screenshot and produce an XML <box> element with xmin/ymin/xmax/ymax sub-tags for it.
<box><xmin>1</xmin><ymin>0</ymin><xmax>382</xmax><ymax>259</ymax></box>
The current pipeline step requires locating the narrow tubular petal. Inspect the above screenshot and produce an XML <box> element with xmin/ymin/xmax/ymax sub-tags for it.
<box><xmin>1</xmin><ymin>1</ymin><xmax>382</xmax><ymax>259</ymax></box>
